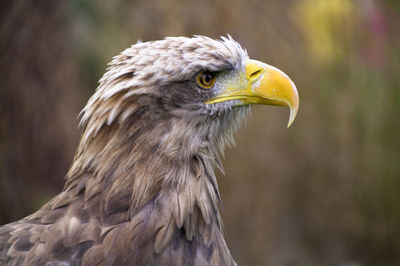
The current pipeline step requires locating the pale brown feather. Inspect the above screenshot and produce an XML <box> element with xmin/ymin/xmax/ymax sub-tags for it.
<box><xmin>0</xmin><ymin>36</ymin><xmax>249</xmax><ymax>266</ymax></box>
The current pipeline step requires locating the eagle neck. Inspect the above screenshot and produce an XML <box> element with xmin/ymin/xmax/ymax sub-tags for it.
<box><xmin>64</xmin><ymin>113</ymin><xmax>226</xmax><ymax>230</ymax></box>
<box><xmin>61</xmin><ymin>98</ymin><xmax>247</xmax><ymax>265</ymax></box>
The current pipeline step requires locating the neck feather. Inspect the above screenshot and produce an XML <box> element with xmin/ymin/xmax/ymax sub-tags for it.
<box><xmin>64</xmin><ymin>94</ymin><xmax>248</xmax><ymax>234</ymax></box>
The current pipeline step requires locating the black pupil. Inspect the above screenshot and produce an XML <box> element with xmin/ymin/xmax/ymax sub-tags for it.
<box><xmin>204</xmin><ymin>73</ymin><xmax>211</xmax><ymax>83</ymax></box>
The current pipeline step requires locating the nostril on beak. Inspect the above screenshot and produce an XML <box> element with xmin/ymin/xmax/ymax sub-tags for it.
<box><xmin>250</xmin><ymin>69</ymin><xmax>262</xmax><ymax>80</ymax></box>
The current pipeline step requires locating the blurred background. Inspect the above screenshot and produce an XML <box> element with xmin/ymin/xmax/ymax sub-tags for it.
<box><xmin>1</xmin><ymin>0</ymin><xmax>399</xmax><ymax>265</ymax></box>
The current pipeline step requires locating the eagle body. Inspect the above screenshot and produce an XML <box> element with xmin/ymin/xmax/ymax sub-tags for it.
<box><xmin>0</xmin><ymin>36</ymin><xmax>299</xmax><ymax>265</ymax></box>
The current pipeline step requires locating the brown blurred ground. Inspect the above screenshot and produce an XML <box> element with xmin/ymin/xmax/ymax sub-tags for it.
<box><xmin>1</xmin><ymin>0</ymin><xmax>400</xmax><ymax>265</ymax></box>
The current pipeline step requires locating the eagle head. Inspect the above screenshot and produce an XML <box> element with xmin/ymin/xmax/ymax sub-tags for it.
<box><xmin>76</xmin><ymin>36</ymin><xmax>298</xmax><ymax>166</ymax></box>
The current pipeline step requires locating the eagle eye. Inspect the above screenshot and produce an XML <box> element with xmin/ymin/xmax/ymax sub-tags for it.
<box><xmin>196</xmin><ymin>71</ymin><xmax>216</xmax><ymax>89</ymax></box>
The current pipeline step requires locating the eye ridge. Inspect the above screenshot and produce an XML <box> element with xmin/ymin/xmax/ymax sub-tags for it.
<box><xmin>197</xmin><ymin>71</ymin><xmax>216</xmax><ymax>89</ymax></box>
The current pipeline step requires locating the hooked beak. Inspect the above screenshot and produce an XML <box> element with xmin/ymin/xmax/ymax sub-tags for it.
<box><xmin>205</xmin><ymin>59</ymin><xmax>299</xmax><ymax>127</ymax></box>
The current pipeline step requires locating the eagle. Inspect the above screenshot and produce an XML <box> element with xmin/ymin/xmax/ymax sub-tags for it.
<box><xmin>0</xmin><ymin>36</ymin><xmax>299</xmax><ymax>265</ymax></box>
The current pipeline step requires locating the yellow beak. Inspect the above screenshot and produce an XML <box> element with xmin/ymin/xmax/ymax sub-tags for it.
<box><xmin>205</xmin><ymin>59</ymin><xmax>299</xmax><ymax>127</ymax></box>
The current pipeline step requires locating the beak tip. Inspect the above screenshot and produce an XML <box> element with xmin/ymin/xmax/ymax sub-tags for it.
<box><xmin>287</xmin><ymin>119</ymin><xmax>294</xmax><ymax>128</ymax></box>
<box><xmin>286</xmin><ymin>104</ymin><xmax>299</xmax><ymax>128</ymax></box>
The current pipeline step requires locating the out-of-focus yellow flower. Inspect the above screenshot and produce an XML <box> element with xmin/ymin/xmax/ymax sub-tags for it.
<box><xmin>293</xmin><ymin>0</ymin><xmax>355</xmax><ymax>65</ymax></box>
